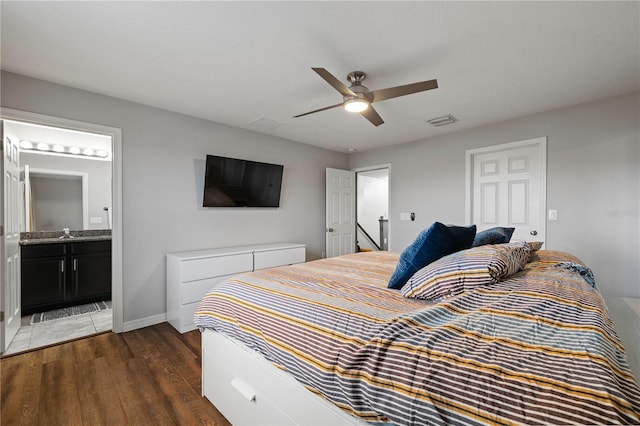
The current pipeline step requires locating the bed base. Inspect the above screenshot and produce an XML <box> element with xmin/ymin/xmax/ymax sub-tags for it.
<box><xmin>201</xmin><ymin>329</ymin><xmax>365</xmax><ymax>425</ymax></box>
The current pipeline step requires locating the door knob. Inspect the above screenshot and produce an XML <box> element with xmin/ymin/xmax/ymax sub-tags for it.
<box><xmin>530</xmin><ymin>230</ymin><xmax>538</xmax><ymax>236</ymax></box>
<box><xmin>327</xmin><ymin>228</ymin><xmax>334</xmax><ymax>232</ymax></box>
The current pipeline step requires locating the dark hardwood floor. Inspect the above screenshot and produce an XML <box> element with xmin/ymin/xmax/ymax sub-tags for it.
<box><xmin>1</xmin><ymin>322</ymin><xmax>231</xmax><ymax>425</ymax></box>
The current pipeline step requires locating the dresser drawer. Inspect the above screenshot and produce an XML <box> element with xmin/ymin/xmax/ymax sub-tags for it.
<box><xmin>167</xmin><ymin>243</ymin><xmax>305</xmax><ymax>334</ymax></box>
<box><xmin>181</xmin><ymin>252</ymin><xmax>253</xmax><ymax>282</ymax></box>
<box><xmin>181</xmin><ymin>274</ymin><xmax>238</xmax><ymax>305</ymax></box>
<box><xmin>254</xmin><ymin>247</ymin><xmax>305</xmax><ymax>270</ymax></box>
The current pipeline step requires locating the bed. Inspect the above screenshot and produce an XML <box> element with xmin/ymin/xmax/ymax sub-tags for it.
<box><xmin>194</xmin><ymin>247</ymin><xmax>640</xmax><ymax>425</ymax></box>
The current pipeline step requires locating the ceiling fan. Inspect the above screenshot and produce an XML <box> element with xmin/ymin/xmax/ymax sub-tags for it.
<box><xmin>293</xmin><ymin>67</ymin><xmax>438</xmax><ymax>126</ymax></box>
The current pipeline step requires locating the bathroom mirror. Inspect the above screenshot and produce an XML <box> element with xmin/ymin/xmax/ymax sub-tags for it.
<box><xmin>24</xmin><ymin>156</ymin><xmax>112</xmax><ymax>232</ymax></box>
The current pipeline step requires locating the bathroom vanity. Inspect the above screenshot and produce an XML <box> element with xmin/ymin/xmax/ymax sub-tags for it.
<box><xmin>20</xmin><ymin>231</ymin><xmax>111</xmax><ymax>315</ymax></box>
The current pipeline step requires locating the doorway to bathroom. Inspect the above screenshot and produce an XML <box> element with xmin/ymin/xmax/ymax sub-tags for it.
<box><xmin>1</xmin><ymin>112</ymin><xmax>122</xmax><ymax>355</ymax></box>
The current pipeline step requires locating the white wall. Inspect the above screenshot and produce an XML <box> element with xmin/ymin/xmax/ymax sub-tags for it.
<box><xmin>1</xmin><ymin>71</ymin><xmax>349</xmax><ymax>323</ymax></box>
<box><xmin>350</xmin><ymin>92</ymin><xmax>640</xmax><ymax>298</ymax></box>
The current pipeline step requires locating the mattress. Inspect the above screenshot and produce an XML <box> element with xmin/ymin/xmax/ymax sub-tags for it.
<box><xmin>194</xmin><ymin>250</ymin><xmax>640</xmax><ymax>425</ymax></box>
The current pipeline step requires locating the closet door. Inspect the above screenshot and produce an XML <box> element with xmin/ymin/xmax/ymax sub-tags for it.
<box><xmin>467</xmin><ymin>137</ymin><xmax>547</xmax><ymax>243</ymax></box>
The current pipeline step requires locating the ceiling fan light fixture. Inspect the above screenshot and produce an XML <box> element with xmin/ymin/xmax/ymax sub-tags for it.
<box><xmin>294</xmin><ymin>68</ymin><xmax>438</xmax><ymax>126</ymax></box>
<box><xmin>344</xmin><ymin>98</ymin><xmax>369</xmax><ymax>113</ymax></box>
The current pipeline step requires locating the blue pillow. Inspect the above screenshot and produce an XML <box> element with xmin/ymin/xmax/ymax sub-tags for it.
<box><xmin>472</xmin><ymin>227</ymin><xmax>515</xmax><ymax>247</ymax></box>
<box><xmin>388</xmin><ymin>222</ymin><xmax>475</xmax><ymax>289</ymax></box>
<box><xmin>447</xmin><ymin>224</ymin><xmax>477</xmax><ymax>248</ymax></box>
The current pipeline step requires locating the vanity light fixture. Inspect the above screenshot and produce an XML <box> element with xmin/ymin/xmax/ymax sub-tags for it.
<box><xmin>19</xmin><ymin>140</ymin><xmax>111</xmax><ymax>160</ymax></box>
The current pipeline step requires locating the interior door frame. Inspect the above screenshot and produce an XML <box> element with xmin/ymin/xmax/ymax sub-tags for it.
<box><xmin>353</xmin><ymin>163</ymin><xmax>391</xmax><ymax>250</ymax></box>
<box><xmin>0</xmin><ymin>108</ymin><xmax>124</xmax><ymax>333</ymax></box>
<box><xmin>465</xmin><ymin>137</ymin><xmax>547</xmax><ymax>242</ymax></box>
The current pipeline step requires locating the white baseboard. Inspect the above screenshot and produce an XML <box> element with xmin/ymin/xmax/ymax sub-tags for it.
<box><xmin>123</xmin><ymin>312</ymin><xmax>167</xmax><ymax>332</ymax></box>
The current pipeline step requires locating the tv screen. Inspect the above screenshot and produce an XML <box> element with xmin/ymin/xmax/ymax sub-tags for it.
<box><xmin>203</xmin><ymin>155</ymin><xmax>284</xmax><ymax>207</ymax></box>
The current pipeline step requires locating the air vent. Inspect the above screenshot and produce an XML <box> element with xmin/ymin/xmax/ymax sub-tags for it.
<box><xmin>248</xmin><ymin>116</ymin><xmax>285</xmax><ymax>131</ymax></box>
<box><xmin>427</xmin><ymin>114</ymin><xmax>458</xmax><ymax>127</ymax></box>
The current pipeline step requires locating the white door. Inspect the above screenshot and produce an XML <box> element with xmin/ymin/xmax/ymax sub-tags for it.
<box><xmin>1</xmin><ymin>122</ymin><xmax>22</xmax><ymax>353</ymax></box>
<box><xmin>0</xmin><ymin>121</ymin><xmax>3</xmax><ymax>353</ymax></box>
<box><xmin>467</xmin><ymin>137</ymin><xmax>547</xmax><ymax>243</ymax></box>
<box><xmin>326</xmin><ymin>168</ymin><xmax>356</xmax><ymax>257</ymax></box>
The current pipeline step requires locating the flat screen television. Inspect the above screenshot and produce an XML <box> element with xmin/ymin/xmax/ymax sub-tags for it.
<box><xmin>203</xmin><ymin>155</ymin><xmax>284</xmax><ymax>207</ymax></box>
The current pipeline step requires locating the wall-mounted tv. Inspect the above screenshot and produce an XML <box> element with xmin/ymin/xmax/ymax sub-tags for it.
<box><xmin>203</xmin><ymin>155</ymin><xmax>284</xmax><ymax>207</ymax></box>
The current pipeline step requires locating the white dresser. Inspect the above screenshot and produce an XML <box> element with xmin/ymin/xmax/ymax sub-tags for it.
<box><xmin>166</xmin><ymin>243</ymin><xmax>306</xmax><ymax>333</ymax></box>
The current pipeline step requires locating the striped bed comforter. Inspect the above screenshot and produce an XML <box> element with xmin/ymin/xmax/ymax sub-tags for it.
<box><xmin>194</xmin><ymin>251</ymin><xmax>640</xmax><ymax>425</ymax></box>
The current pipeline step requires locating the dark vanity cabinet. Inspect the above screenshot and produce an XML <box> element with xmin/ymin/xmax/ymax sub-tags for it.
<box><xmin>21</xmin><ymin>240</ymin><xmax>111</xmax><ymax>314</ymax></box>
<box><xmin>21</xmin><ymin>244</ymin><xmax>67</xmax><ymax>313</ymax></box>
<box><xmin>69</xmin><ymin>241</ymin><xmax>112</xmax><ymax>300</ymax></box>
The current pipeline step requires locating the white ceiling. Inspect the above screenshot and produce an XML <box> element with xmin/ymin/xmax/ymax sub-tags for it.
<box><xmin>1</xmin><ymin>1</ymin><xmax>638</xmax><ymax>153</ymax></box>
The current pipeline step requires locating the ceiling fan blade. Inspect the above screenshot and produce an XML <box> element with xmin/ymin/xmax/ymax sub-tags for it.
<box><xmin>371</xmin><ymin>79</ymin><xmax>438</xmax><ymax>103</ymax></box>
<box><xmin>293</xmin><ymin>102</ymin><xmax>343</xmax><ymax>118</ymax></box>
<box><xmin>361</xmin><ymin>105</ymin><xmax>384</xmax><ymax>126</ymax></box>
<box><xmin>312</xmin><ymin>67</ymin><xmax>356</xmax><ymax>97</ymax></box>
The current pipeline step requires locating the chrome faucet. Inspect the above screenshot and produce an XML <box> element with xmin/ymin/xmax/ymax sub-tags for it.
<box><xmin>58</xmin><ymin>228</ymin><xmax>75</xmax><ymax>239</ymax></box>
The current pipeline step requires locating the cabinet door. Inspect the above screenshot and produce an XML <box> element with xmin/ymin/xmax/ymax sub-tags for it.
<box><xmin>70</xmin><ymin>252</ymin><xmax>111</xmax><ymax>301</ymax></box>
<box><xmin>21</xmin><ymin>256</ymin><xmax>66</xmax><ymax>313</ymax></box>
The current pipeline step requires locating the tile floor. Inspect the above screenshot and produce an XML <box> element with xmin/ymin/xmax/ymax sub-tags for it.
<box><xmin>4</xmin><ymin>302</ymin><xmax>113</xmax><ymax>356</ymax></box>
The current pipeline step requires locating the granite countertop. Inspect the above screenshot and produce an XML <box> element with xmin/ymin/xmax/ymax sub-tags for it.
<box><xmin>19</xmin><ymin>230</ymin><xmax>112</xmax><ymax>246</ymax></box>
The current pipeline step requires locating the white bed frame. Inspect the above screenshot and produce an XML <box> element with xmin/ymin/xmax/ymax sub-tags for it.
<box><xmin>201</xmin><ymin>329</ymin><xmax>366</xmax><ymax>425</ymax></box>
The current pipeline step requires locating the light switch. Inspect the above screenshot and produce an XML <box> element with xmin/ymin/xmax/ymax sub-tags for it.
<box><xmin>400</xmin><ymin>212</ymin><xmax>411</xmax><ymax>221</ymax></box>
<box><xmin>90</xmin><ymin>216</ymin><xmax>103</xmax><ymax>224</ymax></box>
<box><xmin>548</xmin><ymin>210</ymin><xmax>558</xmax><ymax>221</ymax></box>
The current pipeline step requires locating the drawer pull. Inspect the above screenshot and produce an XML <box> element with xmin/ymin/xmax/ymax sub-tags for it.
<box><xmin>231</xmin><ymin>377</ymin><xmax>256</xmax><ymax>402</ymax></box>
